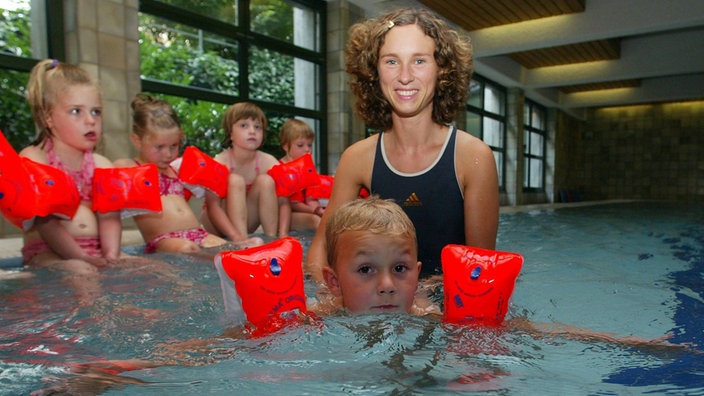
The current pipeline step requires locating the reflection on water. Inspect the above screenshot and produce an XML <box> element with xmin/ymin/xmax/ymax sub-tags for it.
<box><xmin>1</xmin><ymin>202</ymin><xmax>703</xmax><ymax>395</ymax></box>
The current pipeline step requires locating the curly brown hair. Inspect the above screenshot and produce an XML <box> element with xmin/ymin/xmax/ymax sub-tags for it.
<box><xmin>345</xmin><ymin>8</ymin><xmax>473</xmax><ymax>131</ymax></box>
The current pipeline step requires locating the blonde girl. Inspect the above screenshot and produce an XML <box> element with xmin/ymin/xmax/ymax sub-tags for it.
<box><xmin>114</xmin><ymin>94</ymin><xmax>232</xmax><ymax>253</ymax></box>
<box><xmin>20</xmin><ymin>59</ymin><xmax>122</xmax><ymax>271</ymax></box>
<box><xmin>202</xmin><ymin>102</ymin><xmax>289</xmax><ymax>239</ymax></box>
<box><xmin>278</xmin><ymin>118</ymin><xmax>324</xmax><ymax>232</ymax></box>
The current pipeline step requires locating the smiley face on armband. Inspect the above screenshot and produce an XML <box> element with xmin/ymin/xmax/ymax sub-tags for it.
<box><xmin>441</xmin><ymin>245</ymin><xmax>523</xmax><ymax>326</ymax></box>
<box><xmin>216</xmin><ymin>237</ymin><xmax>308</xmax><ymax>332</ymax></box>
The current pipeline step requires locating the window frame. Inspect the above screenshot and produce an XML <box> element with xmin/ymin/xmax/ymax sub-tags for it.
<box><xmin>523</xmin><ymin>99</ymin><xmax>547</xmax><ymax>191</ymax></box>
<box><xmin>465</xmin><ymin>75</ymin><xmax>507</xmax><ymax>191</ymax></box>
<box><xmin>139</xmin><ymin>0</ymin><xmax>328</xmax><ymax>171</ymax></box>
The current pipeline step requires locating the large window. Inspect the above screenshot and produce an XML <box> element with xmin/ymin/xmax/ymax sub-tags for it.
<box><xmin>523</xmin><ymin>100</ymin><xmax>546</xmax><ymax>190</ymax></box>
<box><xmin>466</xmin><ymin>76</ymin><xmax>507</xmax><ymax>189</ymax></box>
<box><xmin>139</xmin><ymin>0</ymin><xmax>326</xmax><ymax>167</ymax></box>
<box><xmin>0</xmin><ymin>0</ymin><xmax>54</xmax><ymax>150</ymax></box>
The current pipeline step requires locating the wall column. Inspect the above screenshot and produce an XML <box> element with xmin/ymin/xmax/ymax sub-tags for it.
<box><xmin>325</xmin><ymin>0</ymin><xmax>365</xmax><ymax>175</ymax></box>
<box><xmin>63</xmin><ymin>0</ymin><xmax>140</xmax><ymax>161</ymax></box>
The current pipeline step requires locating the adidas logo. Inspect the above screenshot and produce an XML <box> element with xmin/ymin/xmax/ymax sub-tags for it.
<box><xmin>403</xmin><ymin>192</ymin><xmax>422</xmax><ymax>207</ymax></box>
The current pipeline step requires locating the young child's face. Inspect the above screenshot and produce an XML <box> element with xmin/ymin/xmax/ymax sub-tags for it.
<box><xmin>230</xmin><ymin>117</ymin><xmax>264</xmax><ymax>150</ymax></box>
<box><xmin>284</xmin><ymin>137</ymin><xmax>313</xmax><ymax>160</ymax></box>
<box><xmin>132</xmin><ymin>127</ymin><xmax>182</xmax><ymax>170</ymax></box>
<box><xmin>45</xmin><ymin>84</ymin><xmax>103</xmax><ymax>152</ymax></box>
<box><xmin>324</xmin><ymin>230</ymin><xmax>421</xmax><ymax>314</ymax></box>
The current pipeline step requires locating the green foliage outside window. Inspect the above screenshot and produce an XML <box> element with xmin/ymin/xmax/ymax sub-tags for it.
<box><xmin>0</xmin><ymin>0</ymin><xmax>303</xmax><ymax>159</ymax></box>
<box><xmin>139</xmin><ymin>1</ymin><xmax>297</xmax><ymax>157</ymax></box>
<box><xmin>0</xmin><ymin>6</ymin><xmax>34</xmax><ymax>151</ymax></box>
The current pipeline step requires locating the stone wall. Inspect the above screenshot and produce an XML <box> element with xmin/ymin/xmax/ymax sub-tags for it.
<box><xmin>557</xmin><ymin>101</ymin><xmax>704</xmax><ymax>202</ymax></box>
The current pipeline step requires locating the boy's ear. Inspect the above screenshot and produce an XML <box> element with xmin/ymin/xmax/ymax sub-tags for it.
<box><xmin>322</xmin><ymin>266</ymin><xmax>342</xmax><ymax>297</ymax></box>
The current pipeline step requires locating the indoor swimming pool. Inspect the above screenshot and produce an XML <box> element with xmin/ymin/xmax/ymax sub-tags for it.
<box><xmin>1</xmin><ymin>200</ymin><xmax>702</xmax><ymax>395</ymax></box>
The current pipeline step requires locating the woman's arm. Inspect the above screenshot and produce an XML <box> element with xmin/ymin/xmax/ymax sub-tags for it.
<box><xmin>457</xmin><ymin>132</ymin><xmax>499</xmax><ymax>250</ymax></box>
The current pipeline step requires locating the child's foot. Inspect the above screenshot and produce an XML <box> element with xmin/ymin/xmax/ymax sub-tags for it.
<box><xmin>232</xmin><ymin>236</ymin><xmax>265</xmax><ymax>249</ymax></box>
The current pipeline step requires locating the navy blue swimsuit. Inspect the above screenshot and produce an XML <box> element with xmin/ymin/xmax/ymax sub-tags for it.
<box><xmin>370</xmin><ymin>126</ymin><xmax>465</xmax><ymax>276</ymax></box>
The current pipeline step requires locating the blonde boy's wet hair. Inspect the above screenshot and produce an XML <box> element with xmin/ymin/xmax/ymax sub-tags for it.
<box><xmin>325</xmin><ymin>196</ymin><xmax>417</xmax><ymax>268</ymax></box>
<box><xmin>279</xmin><ymin>119</ymin><xmax>314</xmax><ymax>148</ymax></box>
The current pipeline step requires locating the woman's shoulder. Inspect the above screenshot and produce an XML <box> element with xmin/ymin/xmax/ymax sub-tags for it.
<box><xmin>343</xmin><ymin>133</ymin><xmax>379</xmax><ymax>157</ymax></box>
<box><xmin>455</xmin><ymin>128</ymin><xmax>493</xmax><ymax>156</ymax></box>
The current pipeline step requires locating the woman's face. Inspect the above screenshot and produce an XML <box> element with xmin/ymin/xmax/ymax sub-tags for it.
<box><xmin>377</xmin><ymin>24</ymin><xmax>438</xmax><ymax>120</ymax></box>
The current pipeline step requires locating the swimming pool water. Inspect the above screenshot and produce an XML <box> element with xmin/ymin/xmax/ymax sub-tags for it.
<box><xmin>1</xmin><ymin>201</ymin><xmax>703</xmax><ymax>395</ymax></box>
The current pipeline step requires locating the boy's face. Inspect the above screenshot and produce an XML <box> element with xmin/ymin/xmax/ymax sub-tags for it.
<box><xmin>323</xmin><ymin>230</ymin><xmax>421</xmax><ymax>314</ymax></box>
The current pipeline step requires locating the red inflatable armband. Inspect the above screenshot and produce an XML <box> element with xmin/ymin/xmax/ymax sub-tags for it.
<box><xmin>92</xmin><ymin>164</ymin><xmax>162</xmax><ymax>217</ymax></box>
<box><xmin>177</xmin><ymin>146</ymin><xmax>228</xmax><ymax>198</ymax></box>
<box><xmin>214</xmin><ymin>237</ymin><xmax>308</xmax><ymax>335</ymax></box>
<box><xmin>442</xmin><ymin>245</ymin><xmax>523</xmax><ymax>326</ymax></box>
<box><xmin>267</xmin><ymin>153</ymin><xmax>319</xmax><ymax>197</ymax></box>
<box><xmin>288</xmin><ymin>189</ymin><xmax>305</xmax><ymax>203</ymax></box>
<box><xmin>306</xmin><ymin>174</ymin><xmax>334</xmax><ymax>200</ymax></box>
<box><xmin>358</xmin><ymin>187</ymin><xmax>370</xmax><ymax>199</ymax></box>
<box><xmin>0</xmin><ymin>157</ymin><xmax>80</xmax><ymax>231</ymax></box>
<box><xmin>0</xmin><ymin>129</ymin><xmax>19</xmax><ymax>164</ymax></box>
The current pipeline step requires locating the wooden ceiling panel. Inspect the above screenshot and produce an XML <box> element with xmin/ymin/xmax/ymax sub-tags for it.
<box><xmin>509</xmin><ymin>39</ymin><xmax>621</xmax><ymax>69</ymax></box>
<box><xmin>559</xmin><ymin>79</ymin><xmax>642</xmax><ymax>94</ymax></box>
<box><xmin>418</xmin><ymin>0</ymin><xmax>586</xmax><ymax>31</ymax></box>
<box><xmin>415</xmin><ymin>1</ymin><xmax>635</xmax><ymax>95</ymax></box>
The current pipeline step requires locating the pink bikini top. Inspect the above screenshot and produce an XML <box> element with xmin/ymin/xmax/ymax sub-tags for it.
<box><xmin>45</xmin><ymin>139</ymin><xmax>94</xmax><ymax>201</ymax></box>
<box><xmin>135</xmin><ymin>160</ymin><xmax>185</xmax><ymax>197</ymax></box>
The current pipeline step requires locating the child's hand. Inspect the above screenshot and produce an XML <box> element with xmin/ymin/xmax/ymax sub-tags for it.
<box><xmin>82</xmin><ymin>255</ymin><xmax>110</xmax><ymax>268</ymax></box>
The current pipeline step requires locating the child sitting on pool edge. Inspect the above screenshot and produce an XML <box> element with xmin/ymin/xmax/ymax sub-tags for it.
<box><xmin>114</xmin><ymin>94</ymin><xmax>242</xmax><ymax>254</ymax></box>
<box><xmin>278</xmin><ymin>119</ymin><xmax>326</xmax><ymax>233</ymax></box>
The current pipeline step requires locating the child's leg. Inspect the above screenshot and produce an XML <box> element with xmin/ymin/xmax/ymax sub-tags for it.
<box><xmin>224</xmin><ymin>173</ymin><xmax>251</xmax><ymax>241</ymax></box>
<box><xmin>246</xmin><ymin>174</ymin><xmax>279</xmax><ymax>237</ymax></box>
<box><xmin>290</xmin><ymin>212</ymin><xmax>321</xmax><ymax>232</ymax></box>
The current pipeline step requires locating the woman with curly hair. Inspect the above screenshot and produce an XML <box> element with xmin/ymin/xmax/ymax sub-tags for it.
<box><xmin>306</xmin><ymin>8</ymin><xmax>499</xmax><ymax>282</ymax></box>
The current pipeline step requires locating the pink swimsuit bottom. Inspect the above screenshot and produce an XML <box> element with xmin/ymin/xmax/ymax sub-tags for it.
<box><xmin>144</xmin><ymin>227</ymin><xmax>209</xmax><ymax>253</ymax></box>
<box><xmin>22</xmin><ymin>237</ymin><xmax>102</xmax><ymax>264</ymax></box>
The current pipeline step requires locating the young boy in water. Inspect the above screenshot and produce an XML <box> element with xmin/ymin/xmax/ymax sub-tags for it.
<box><xmin>316</xmin><ymin>195</ymin><xmax>438</xmax><ymax>316</ymax></box>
